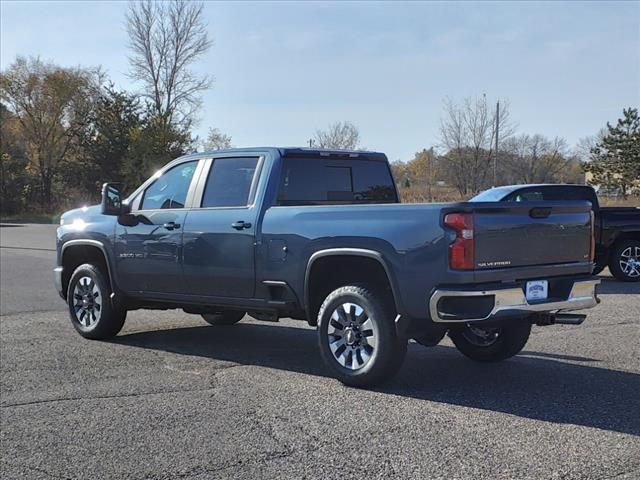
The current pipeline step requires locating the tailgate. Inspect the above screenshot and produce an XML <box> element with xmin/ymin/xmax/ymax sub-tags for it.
<box><xmin>471</xmin><ymin>201</ymin><xmax>592</xmax><ymax>269</ymax></box>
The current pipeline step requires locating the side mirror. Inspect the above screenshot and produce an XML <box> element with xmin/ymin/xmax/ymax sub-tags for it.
<box><xmin>101</xmin><ymin>183</ymin><xmax>129</xmax><ymax>216</ymax></box>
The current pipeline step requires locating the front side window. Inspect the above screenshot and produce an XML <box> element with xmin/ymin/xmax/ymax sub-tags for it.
<box><xmin>140</xmin><ymin>160</ymin><xmax>198</xmax><ymax>210</ymax></box>
<box><xmin>201</xmin><ymin>157</ymin><xmax>259</xmax><ymax>208</ymax></box>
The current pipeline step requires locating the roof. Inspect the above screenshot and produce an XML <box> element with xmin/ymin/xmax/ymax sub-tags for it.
<box><xmin>194</xmin><ymin>146</ymin><xmax>386</xmax><ymax>159</ymax></box>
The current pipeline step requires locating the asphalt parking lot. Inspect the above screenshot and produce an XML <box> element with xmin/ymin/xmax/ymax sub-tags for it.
<box><xmin>1</xmin><ymin>223</ymin><xmax>639</xmax><ymax>479</ymax></box>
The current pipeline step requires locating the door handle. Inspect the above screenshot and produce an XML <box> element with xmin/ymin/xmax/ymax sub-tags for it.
<box><xmin>163</xmin><ymin>222</ymin><xmax>181</xmax><ymax>230</ymax></box>
<box><xmin>231</xmin><ymin>221</ymin><xmax>252</xmax><ymax>230</ymax></box>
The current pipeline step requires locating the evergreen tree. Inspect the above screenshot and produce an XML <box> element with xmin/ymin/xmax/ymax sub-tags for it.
<box><xmin>71</xmin><ymin>86</ymin><xmax>141</xmax><ymax>200</ymax></box>
<box><xmin>584</xmin><ymin>108</ymin><xmax>640</xmax><ymax>197</ymax></box>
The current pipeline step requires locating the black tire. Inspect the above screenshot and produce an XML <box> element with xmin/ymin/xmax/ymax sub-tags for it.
<box><xmin>67</xmin><ymin>263</ymin><xmax>126</xmax><ymax>339</ymax></box>
<box><xmin>449</xmin><ymin>322</ymin><xmax>531</xmax><ymax>362</ymax></box>
<box><xmin>592</xmin><ymin>264</ymin><xmax>605</xmax><ymax>275</ymax></box>
<box><xmin>608</xmin><ymin>239</ymin><xmax>640</xmax><ymax>282</ymax></box>
<box><xmin>413</xmin><ymin>330</ymin><xmax>446</xmax><ymax>347</ymax></box>
<box><xmin>317</xmin><ymin>285</ymin><xmax>407</xmax><ymax>387</ymax></box>
<box><xmin>201</xmin><ymin>311</ymin><xmax>245</xmax><ymax>326</ymax></box>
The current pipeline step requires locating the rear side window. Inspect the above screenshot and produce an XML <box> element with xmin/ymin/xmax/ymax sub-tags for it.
<box><xmin>277</xmin><ymin>158</ymin><xmax>397</xmax><ymax>205</ymax></box>
<box><xmin>506</xmin><ymin>187</ymin><xmax>595</xmax><ymax>204</ymax></box>
<box><xmin>201</xmin><ymin>157</ymin><xmax>259</xmax><ymax>208</ymax></box>
<box><xmin>508</xmin><ymin>190</ymin><xmax>544</xmax><ymax>202</ymax></box>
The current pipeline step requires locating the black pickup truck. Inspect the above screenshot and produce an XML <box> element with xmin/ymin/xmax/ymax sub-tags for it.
<box><xmin>55</xmin><ymin>148</ymin><xmax>600</xmax><ymax>386</ymax></box>
<box><xmin>472</xmin><ymin>184</ymin><xmax>640</xmax><ymax>282</ymax></box>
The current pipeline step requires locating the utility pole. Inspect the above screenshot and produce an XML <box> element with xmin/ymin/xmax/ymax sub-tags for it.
<box><xmin>308</xmin><ymin>138</ymin><xmax>314</xmax><ymax>148</ymax></box>
<box><xmin>494</xmin><ymin>100</ymin><xmax>500</xmax><ymax>186</ymax></box>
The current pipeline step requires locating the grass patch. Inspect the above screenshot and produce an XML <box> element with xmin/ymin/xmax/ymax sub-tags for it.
<box><xmin>0</xmin><ymin>212</ymin><xmax>62</xmax><ymax>224</ymax></box>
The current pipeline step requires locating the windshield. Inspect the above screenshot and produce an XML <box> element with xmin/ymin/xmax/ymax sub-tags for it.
<box><xmin>469</xmin><ymin>187</ymin><xmax>514</xmax><ymax>202</ymax></box>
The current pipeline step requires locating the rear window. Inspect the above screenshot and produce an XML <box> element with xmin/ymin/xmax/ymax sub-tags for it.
<box><xmin>505</xmin><ymin>187</ymin><xmax>596</xmax><ymax>204</ymax></box>
<box><xmin>277</xmin><ymin>158</ymin><xmax>397</xmax><ymax>206</ymax></box>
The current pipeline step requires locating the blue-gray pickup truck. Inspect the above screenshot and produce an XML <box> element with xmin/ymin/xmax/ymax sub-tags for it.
<box><xmin>55</xmin><ymin>148</ymin><xmax>600</xmax><ymax>386</ymax></box>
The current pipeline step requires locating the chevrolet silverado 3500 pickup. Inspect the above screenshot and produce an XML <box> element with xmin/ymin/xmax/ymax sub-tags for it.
<box><xmin>55</xmin><ymin>148</ymin><xmax>600</xmax><ymax>386</ymax></box>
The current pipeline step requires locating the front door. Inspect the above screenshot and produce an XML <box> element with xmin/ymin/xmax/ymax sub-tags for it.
<box><xmin>115</xmin><ymin>160</ymin><xmax>200</xmax><ymax>294</ymax></box>
<box><xmin>182</xmin><ymin>156</ymin><xmax>261</xmax><ymax>298</ymax></box>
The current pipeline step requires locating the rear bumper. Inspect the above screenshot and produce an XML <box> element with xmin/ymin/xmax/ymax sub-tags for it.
<box><xmin>429</xmin><ymin>278</ymin><xmax>600</xmax><ymax>323</ymax></box>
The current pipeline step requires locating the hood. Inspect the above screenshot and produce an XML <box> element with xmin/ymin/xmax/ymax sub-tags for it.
<box><xmin>59</xmin><ymin>204</ymin><xmax>102</xmax><ymax>226</ymax></box>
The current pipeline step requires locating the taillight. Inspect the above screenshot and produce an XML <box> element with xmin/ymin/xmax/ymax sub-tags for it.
<box><xmin>445</xmin><ymin>213</ymin><xmax>474</xmax><ymax>270</ymax></box>
<box><xmin>590</xmin><ymin>210</ymin><xmax>595</xmax><ymax>263</ymax></box>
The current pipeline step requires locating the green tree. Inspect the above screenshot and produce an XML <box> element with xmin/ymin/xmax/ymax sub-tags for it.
<box><xmin>584</xmin><ymin>108</ymin><xmax>640</xmax><ymax>198</ymax></box>
<box><xmin>121</xmin><ymin>114</ymin><xmax>192</xmax><ymax>192</ymax></box>
<box><xmin>0</xmin><ymin>57</ymin><xmax>101</xmax><ymax>209</ymax></box>
<box><xmin>0</xmin><ymin>104</ymin><xmax>31</xmax><ymax>214</ymax></box>
<box><xmin>72</xmin><ymin>86</ymin><xmax>141</xmax><ymax>200</ymax></box>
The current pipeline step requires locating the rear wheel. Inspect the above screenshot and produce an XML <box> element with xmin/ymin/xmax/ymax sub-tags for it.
<box><xmin>449</xmin><ymin>322</ymin><xmax>531</xmax><ymax>362</ymax></box>
<box><xmin>608</xmin><ymin>240</ymin><xmax>640</xmax><ymax>282</ymax></box>
<box><xmin>317</xmin><ymin>285</ymin><xmax>407</xmax><ymax>387</ymax></box>
<box><xmin>67</xmin><ymin>263</ymin><xmax>126</xmax><ymax>339</ymax></box>
<box><xmin>592</xmin><ymin>264</ymin><xmax>605</xmax><ymax>275</ymax></box>
<box><xmin>201</xmin><ymin>311</ymin><xmax>245</xmax><ymax>326</ymax></box>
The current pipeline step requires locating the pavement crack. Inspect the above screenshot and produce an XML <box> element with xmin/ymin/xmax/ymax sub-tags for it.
<box><xmin>0</xmin><ymin>386</ymin><xmax>216</xmax><ymax>408</ymax></box>
<box><xmin>0</xmin><ymin>459</ymin><xmax>70</xmax><ymax>479</ymax></box>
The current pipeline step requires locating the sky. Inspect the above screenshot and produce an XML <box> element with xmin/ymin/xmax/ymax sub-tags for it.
<box><xmin>1</xmin><ymin>0</ymin><xmax>639</xmax><ymax>162</ymax></box>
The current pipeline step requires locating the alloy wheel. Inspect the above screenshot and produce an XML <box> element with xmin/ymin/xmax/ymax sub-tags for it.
<box><xmin>72</xmin><ymin>276</ymin><xmax>102</xmax><ymax>328</ymax></box>
<box><xmin>462</xmin><ymin>325</ymin><xmax>501</xmax><ymax>347</ymax></box>
<box><xmin>327</xmin><ymin>302</ymin><xmax>378</xmax><ymax>370</ymax></box>
<box><xmin>619</xmin><ymin>246</ymin><xmax>640</xmax><ymax>278</ymax></box>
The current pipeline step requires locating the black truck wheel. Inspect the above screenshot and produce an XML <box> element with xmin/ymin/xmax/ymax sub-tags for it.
<box><xmin>449</xmin><ymin>322</ymin><xmax>531</xmax><ymax>362</ymax></box>
<box><xmin>608</xmin><ymin>239</ymin><xmax>640</xmax><ymax>282</ymax></box>
<box><xmin>201</xmin><ymin>311</ymin><xmax>245</xmax><ymax>325</ymax></box>
<box><xmin>317</xmin><ymin>285</ymin><xmax>407</xmax><ymax>387</ymax></box>
<box><xmin>67</xmin><ymin>263</ymin><xmax>126</xmax><ymax>339</ymax></box>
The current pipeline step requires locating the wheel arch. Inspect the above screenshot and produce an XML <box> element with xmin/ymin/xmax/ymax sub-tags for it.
<box><xmin>303</xmin><ymin>248</ymin><xmax>402</xmax><ymax>326</ymax></box>
<box><xmin>61</xmin><ymin>240</ymin><xmax>115</xmax><ymax>299</ymax></box>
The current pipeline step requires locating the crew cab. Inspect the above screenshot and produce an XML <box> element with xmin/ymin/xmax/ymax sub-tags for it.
<box><xmin>472</xmin><ymin>184</ymin><xmax>640</xmax><ymax>282</ymax></box>
<box><xmin>55</xmin><ymin>148</ymin><xmax>600</xmax><ymax>386</ymax></box>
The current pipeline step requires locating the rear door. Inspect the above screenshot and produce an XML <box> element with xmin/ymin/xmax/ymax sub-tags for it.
<box><xmin>181</xmin><ymin>156</ymin><xmax>262</xmax><ymax>298</ymax></box>
<box><xmin>471</xmin><ymin>202</ymin><xmax>592</xmax><ymax>269</ymax></box>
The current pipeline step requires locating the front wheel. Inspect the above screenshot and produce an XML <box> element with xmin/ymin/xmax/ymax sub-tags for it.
<box><xmin>608</xmin><ymin>240</ymin><xmax>640</xmax><ymax>282</ymax></box>
<box><xmin>449</xmin><ymin>322</ymin><xmax>531</xmax><ymax>362</ymax></box>
<box><xmin>317</xmin><ymin>285</ymin><xmax>407</xmax><ymax>387</ymax></box>
<box><xmin>67</xmin><ymin>263</ymin><xmax>126</xmax><ymax>339</ymax></box>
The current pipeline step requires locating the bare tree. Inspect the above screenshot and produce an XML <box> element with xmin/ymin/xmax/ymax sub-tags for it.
<box><xmin>439</xmin><ymin>96</ymin><xmax>514</xmax><ymax>195</ymax></box>
<box><xmin>502</xmin><ymin>134</ymin><xmax>571</xmax><ymax>184</ymax></box>
<box><xmin>126</xmin><ymin>0</ymin><xmax>213</xmax><ymax>128</ymax></box>
<box><xmin>0</xmin><ymin>56</ymin><xmax>101</xmax><ymax>208</ymax></box>
<box><xmin>204</xmin><ymin>127</ymin><xmax>232</xmax><ymax>151</ymax></box>
<box><xmin>313</xmin><ymin>121</ymin><xmax>360</xmax><ymax>149</ymax></box>
<box><xmin>574</xmin><ymin>128</ymin><xmax>607</xmax><ymax>163</ymax></box>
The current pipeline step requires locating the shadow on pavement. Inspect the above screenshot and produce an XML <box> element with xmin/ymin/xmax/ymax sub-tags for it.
<box><xmin>116</xmin><ymin>322</ymin><xmax>640</xmax><ymax>437</ymax></box>
<box><xmin>596</xmin><ymin>275</ymin><xmax>640</xmax><ymax>295</ymax></box>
